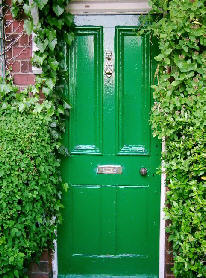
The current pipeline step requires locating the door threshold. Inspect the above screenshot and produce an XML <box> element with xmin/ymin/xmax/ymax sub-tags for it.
<box><xmin>58</xmin><ymin>275</ymin><xmax>157</xmax><ymax>278</ymax></box>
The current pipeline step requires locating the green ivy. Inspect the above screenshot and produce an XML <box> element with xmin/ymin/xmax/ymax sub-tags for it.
<box><xmin>0</xmin><ymin>0</ymin><xmax>73</xmax><ymax>276</ymax></box>
<box><xmin>11</xmin><ymin>0</ymin><xmax>74</xmax><ymax>119</ymax></box>
<box><xmin>0</xmin><ymin>75</ymin><xmax>66</xmax><ymax>277</ymax></box>
<box><xmin>146</xmin><ymin>0</ymin><xmax>206</xmax><ymax>277</ymax></box>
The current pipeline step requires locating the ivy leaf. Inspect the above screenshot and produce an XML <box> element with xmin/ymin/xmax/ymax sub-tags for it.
<box><xmin>45</xmin><ymin>78</ymin><xmax>55</xmax><ymax>90</ymax></box>
<box><xmin>14</xmin><ymin>270</ymin><xmax>19</xmax><ymax>278</ymax></box>
<box><xmin>32</xmin><ymin>53</ymin><xmax>46</xmax><ymax>66</ymax></box>
<box><xmin>36</xmin><ymin>39</ymin><xmax>49</xmax><ymax>53</ymax></box>
<box><xmin>18</xmin><ymin>103</ymin><xmax>26</xmax><ymax>112</ymax></box>
<box><xmin>64</xmin><ymin>32</ymin><xmax>74</xmax><ymax>46</ymax></box>
<box><xmin>48</xmin><ymin>39</ymin><xmax>57</xmax><ymax>51</ymax></box>
<box><xmin>0</xmin><ymin>170</ymin><xmax>4</xmax><ymax>177</ymax></box>
<box><xmin>11</xmin><ymin>5</ymin><xmax>20</xmax><ymax>18</ymax></box>
<box><xmin>35</xmin><ymin>0</ymin><xmax>48</xmax><ymax>10</ymax></box>
<box><xmin>49</xmin><ymin>58</ymin><xmax>59</xmax><ymax>70</ymax></box>
<box><xmin>24</xmin><ymin>20</ymin><xmax>33</xmax><ymax>35</ymax></box>
<box><xmin>47</xmin><ymin>16</ymin><xmax>64</xmax><ymax>29</ymax></box>
<box><xmin>64</xmin><ymin>102</ymin><xmax>71</xmax><ymax>110</ymax></box>
<box><xmin>42</xmin><ymin>86</ymin><xmax>51</xmax><ymax>96</ymax></box>
<box><xmin>53</xmin><ymin>5</ymin><xmax>65</xmax><ymax>16</ymax></box>
<box><xmin>47</xmin><ymin>29</ymin><xmax>56</xmax><ymax>41</ymax></box>
<box><xmin>64</xmin><ymin>14</ymin><xmax>74</xmax><ymax>27</ymax></box>
<box><xmin>23</xmin><ymin>4</ymin><xmax>30</xmax><ymax>15</ymax></box>
<box><xmin>33</xmin><ymin>103</ymin><xmax>43</xmax><ymax>113</ymax></box>
<box><xmin>63</xmin><ymin>183</ymin><xmax>69</xmax><ymax>192</ymax></box>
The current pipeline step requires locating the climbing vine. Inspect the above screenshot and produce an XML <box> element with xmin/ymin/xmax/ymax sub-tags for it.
<box><xmin>0</xmin><ymin>0</ymin><xmax>73</xmax><ymax>277</ymax></box>
<box><xmin>0</xmin><ymin>76</ymin><xmax>64</xmax><ymax>277</ymax></box>
<box><xmin>145</xmin><ymin>0</ymin><xmax>206</xmax><ymax>277</ymax></box>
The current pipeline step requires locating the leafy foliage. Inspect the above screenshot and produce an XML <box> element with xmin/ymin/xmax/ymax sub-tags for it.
<box><xmin>0</xmin><ymin>76</ymin><xmax>65</xmax><ymax>277</ymax></box>
<box><xmin>146</xmin><ymin>0</ymin><xmax>206</xmax><ymax>277</ymax></box>
<box><xmin>0</xmin><ymin>0</ymin><xmax>73</xmax><ymax>276</ymax></box>
<box><xmin>11</xmin><ymin>0</ymin><xmax>74</xmax><ymax>112</ymax></box>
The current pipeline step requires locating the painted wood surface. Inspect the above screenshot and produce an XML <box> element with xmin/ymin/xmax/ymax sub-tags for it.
<box><xmin>57</xmin><ymin>15</ymin><xmax>161</xmax><ymax>278</ymax></box>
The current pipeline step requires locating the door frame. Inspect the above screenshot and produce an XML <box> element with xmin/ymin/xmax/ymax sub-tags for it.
<box><xmin>52</xmin><ymin>3</ymin><xmax>166</xmax><ymax>277</ymax></box>
<box><xmin>67</xmin><ymin>0</ymin><xmax>150</xmax><ymax>15</ymax></box>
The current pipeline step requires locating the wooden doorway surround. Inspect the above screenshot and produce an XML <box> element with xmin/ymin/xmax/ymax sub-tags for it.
<box><xmin>67</xmin><ymin>0</ymin><xmax>150</xmax><ymax>15</ymax></box>
<box><xmin>53</xmin><ymin>2</ymin><xmax>166</xmax><ymax>278</ymax></box>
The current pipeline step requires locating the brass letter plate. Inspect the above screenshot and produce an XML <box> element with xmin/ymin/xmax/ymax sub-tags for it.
<box><xmin>97</xmin><ymin>165</ymin><xmax>122</xmax><ymax>174</ymax></box>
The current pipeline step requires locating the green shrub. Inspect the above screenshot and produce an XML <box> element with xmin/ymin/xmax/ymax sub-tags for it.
<box><xmin>0</xmin><ymin>82</ymin><xmax>63</xmax><ymax>277</ymax></box>
<box><xmin>0</xmin><ymin>0</ymin><xmax>72</xmax><ymax>275</ymax></box>
<box><xmin>148</xmin><ymin>0</ymin><xmax>206</xmax><ymax>277</ymax></box>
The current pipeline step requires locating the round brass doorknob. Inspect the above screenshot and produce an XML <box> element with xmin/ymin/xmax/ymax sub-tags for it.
<box><xmin>140</xmin><ymin>167</ymin><xmax>147</xmax><ymax>176</ymax></box>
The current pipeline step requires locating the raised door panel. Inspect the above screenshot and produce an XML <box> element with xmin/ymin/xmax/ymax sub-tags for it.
<box><xmin>116</xmin><ymin>28</ymin><xmax>151</xmax><ymax>155</ymax></box>
<box><xmin>69</xmin><ymin>27</ymin><xmax>103</xmax><ymax>154</ymax></box>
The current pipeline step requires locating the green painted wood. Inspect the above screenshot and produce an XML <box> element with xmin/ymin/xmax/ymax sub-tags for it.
<box><xmin>68</xmin><ymin>27</ymin><xmax>103</xmax><ymax>154</ymax></box>
<box><xmin>116</xmin><ymin>28</ymin><xmax>151</xmax><ymax>155</ymax></box>
<box><xmin>58</xmin><ymin>15</ymin><xmax>161</xmax><ymax>278</ymax></box>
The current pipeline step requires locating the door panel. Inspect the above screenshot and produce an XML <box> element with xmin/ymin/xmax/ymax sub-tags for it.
<box><xmin>116</xmin><ymin>28</ymin><xmax>150</xmax><ymax>155</ymax></box>
<box><xmin>69</xmin><ymin>27</ymin><xmax>103</xmax><ymax>154</ymax></box>
<box><xmin>58</xmin><ymin>15</ymin><xmax>161</xmax><ymax>278</ymax></box>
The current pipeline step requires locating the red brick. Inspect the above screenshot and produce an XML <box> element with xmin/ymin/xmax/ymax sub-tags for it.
<box><xmin>165</xmin><ymin>236</ymin><xmax>173</xmax><ymax>250</ymax></box>
<box><xmin>13</xmin><ymin>74</ymin><xmax>35</xmax><ymax>85</ymax></box>
<box><xmin>12</xmin><ymin>61</ymin><xmax>20</xmax><ymax>72</ymax></box>
<box><xmin>29</xmin><ymin>61</ymin><xmax>33</xmax><ymax>72</ymax></box>
<box><xmin>21</xmin><ymin>61</ymin><xmax>30</xmax><ymax>73</ymax></box>
<box><xmin>19</xmin><ymin>34</ymin><xmax>29</xmax><ymax>46</ymax></box>
<box><xmin>39</xmin><ymin>250</ymin><xmax>49</xmax><ymax>261</ymax></box>
<box><xmin>13</xmin><ymin>47</ymin><xmax>32</xmax><ymax>60</ymax></box>
<box><xmin>5</xmin><ymin>0</ymin><xmax>12</xmax><ymax>5</ymax></box>
<box><xmin>5</xmin><ymin>34</ymin><xmax>19</xmax><ymax>47</ymax></box>
<box><xmin>5</xmin><ymin>22</ymin><xmax>13</xmax><ymax>33</ymax></box>
<box><xmin>13</xmin><ymin>20</ymin><xmax>24</xmax><ymax>33</ymax></box>
<box><xmin>166</xmin><ymin>263</ymin><xmax>174</xmax><ymax>275</ymax></box>
<box><xmin>4</xmin><ymin>13</ymin><xmax>13</xmax><ymax>21</ymax></box>
<box><xmin>28</xmin><ymin>274</ymin><xmax>49</xmax><ymax>278</ymax></box>
<box><xmin>30</xmin><ymin>262</ymin><xmax>49</xmax><ymax>273</ymax></box>
<box><xmin>29</xmin><ymin>35</ymin><xmax>32</xmax><ymax>46</ymax></box>
<box><xmin>165</xmin><ymin>219</ymin><xmax>171</xmax><ymax>227</ymax></box>
<box><xmin>6</xmin><ymin>49</ymin><xmax>12</xmax><ymax>59</ymax></box>
<box><xmin>166</xmin><ymin>250</ymin><xmax>174</xmax><ymax>264</ymax></box>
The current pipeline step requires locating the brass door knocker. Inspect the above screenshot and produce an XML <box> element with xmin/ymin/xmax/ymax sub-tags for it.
<box><xmin>105</xmin><ymin>50</ymin><xmax>113</xmax><ymax>78</ymax></box>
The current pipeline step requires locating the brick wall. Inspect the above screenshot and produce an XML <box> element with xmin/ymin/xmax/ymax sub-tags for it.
<box><xmin>28</xmin><ymin>250</ymin><xmax>53</xmax><ymax>278</ymax></box>
<box><xmin>165</xmin><ymin>224</ymin><xmax>174</xmax><ymax>278</ymax></box>
<box><xmin>4</xmin><ymin>0</ymin><xmax>35</xmax><ymax>89</ymax></box>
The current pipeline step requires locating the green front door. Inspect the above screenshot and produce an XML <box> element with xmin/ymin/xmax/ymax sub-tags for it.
<box><xmin>58</xmin><ymin>15</ymin><xmax>161</xmax><ymax>278</ymax></box>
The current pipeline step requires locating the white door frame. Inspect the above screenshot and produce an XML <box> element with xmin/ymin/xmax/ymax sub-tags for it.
<box><xmin>52</xmin><ymin>2</ymin><xmax>166</xmax><ymax>278</ymax></box>
<box><xmin>67</xmin><ymin>0</ymin><xmax>150</xmax><ymax>15</ymax></box>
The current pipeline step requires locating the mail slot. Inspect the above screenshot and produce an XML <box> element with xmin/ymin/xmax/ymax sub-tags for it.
<box><xmin>97</xmin><ymin>165</ymin><xmax>122</xmax><ymax>174</ymax></box>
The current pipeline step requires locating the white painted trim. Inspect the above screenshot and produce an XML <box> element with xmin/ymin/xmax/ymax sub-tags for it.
<box><xmin>52</xmin><ymin>239</ymin><xmax>58</xmax><ymax>278</ymax></box>
<box><xmin>68</xmin><ymin>1</ymin><xmax>150</xmax><ymax>15</ymax></box>
<box><xmin>159</xmin><ymin>138</ymin><xmax>166</xmax><ymax>278</ymax></box>
<box><xmin>32</xmin><ymin>33</ymin><xmax>42</xmax><ymax>74</ymax></box>
<box><xmin>29</xmin><ymin>0</ymin><xmax>39</xmax><ymax>25</ymax></box>
<box><xmin>30</xmin><ymin>1</ymin><xmax>42</xmax><ymax>74</ymax></box>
